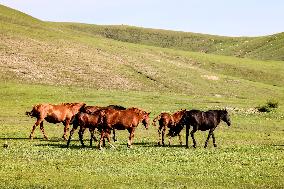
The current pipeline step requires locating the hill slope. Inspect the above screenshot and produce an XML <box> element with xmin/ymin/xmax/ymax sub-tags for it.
<box><xmin>0</xmin><ymin>4</ymin><xmax>284</xmax><ymax>101</ymax></box>
<box><xmin>61</xmin><ymin>23</ymin><xmax>284</xmax><ymax>61</ymax></box>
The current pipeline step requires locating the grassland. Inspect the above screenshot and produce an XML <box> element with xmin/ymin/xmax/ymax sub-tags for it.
<box><xmin>0</xmin><ymin>4</ymin><xmax>284</xmax><ymax>189</ymax></box>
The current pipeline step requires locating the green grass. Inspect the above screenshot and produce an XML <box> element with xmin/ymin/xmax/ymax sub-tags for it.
<box><xmin>0</xmin><ymin>82</ymin><xmax>284</xmax><ymax>188</ymax></box>
<box><xmin>60</xmin><ymin>23</ymin><xmax>284</xmax><ymax>61</ymax></box>
<box><xmin>0</xmin><ymin>4</ymin><xmax>284</xmax><ymax>188</ymax></box>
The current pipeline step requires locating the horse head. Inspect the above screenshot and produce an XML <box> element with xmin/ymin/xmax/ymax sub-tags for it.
<box><xmin>141</xmin><ymin>111</ymin><xmax>151</xmax><ymax>129</ymax></box>
<box><xmin>220</xmin><ymin>109</ymin><xmax>231</xmax><ymax>126</ymax></box>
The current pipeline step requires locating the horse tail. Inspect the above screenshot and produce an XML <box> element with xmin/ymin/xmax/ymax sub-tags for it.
<box><xmin>72</xmin><ymin>111</ymin><xmax>84</xmax><ymax>126</ymax></box>
<box><xmin>25</xmin><ymin>107</ymin><xmax>37</xmax><ymax>118</ymax></box>
<box><xmin>25</xmin><ymin>111</ymin><xmax>32</xmax><ymax>117</ymax></box>
<box><xmin>152</xmin><ymin>115</ymin><xmax>161</xmax><ymax>127</ymax></box>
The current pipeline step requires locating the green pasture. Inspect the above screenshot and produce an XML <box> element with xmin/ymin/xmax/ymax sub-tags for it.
<box><xmin>0</xmin><ymin>83</ymin><xmax>283</xmax><ymax>189</ymax></box>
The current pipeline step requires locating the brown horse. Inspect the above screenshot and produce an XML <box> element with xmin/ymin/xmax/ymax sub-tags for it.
<box><xmin>67</xmin><ymin>110</ymin><xmax>102</xmax><ymax>148</ymax></box>
<box><xmin>82</xmin><ymin>105</ymin><xmax>126</xmax><ymax>114</ymax></box>
<box><xmin>99</xmin><ymin>107</ymin><xmax>150</xmax><ymax>149</ymax></box>
<box><xmin>172</xmin><ymin>109</ymin><xmax>231</xmax><ymax>148</ymax></box>
<box><xmin>67</xmin><ymin>105</ymin><xmax>126</xmax><ymax>147</ymax></box>
<box><xmin>26</xmin><ymin>102</ymin><xmax>86</xmax><ymax>140</ymax></box>
<box><xmin>152</xmin><ymin>109</ymin><xmax>186</xmax><ymax>146</ymax></box>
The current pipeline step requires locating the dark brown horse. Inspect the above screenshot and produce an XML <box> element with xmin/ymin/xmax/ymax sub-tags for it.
<box><xmin>26</xmin><ymin>102</ymin><xmax>86</xmax><ymax>140</ymax></box>
<box><xmin>99</xmin><ymin>107</ymin><xmax>150</xmax><ymax>149</ymax></box>
<box><xmin>152</xmin><ymin>109</ymin><xmax>186</xmax><ymax>146</ymax></box>
<box><xmin>66</xmin><ymin>105</ymin><xmax>126</xmax><ymax>147</ymax></box>
<box><xmin>67</xmin><ymin>110</ymin><xmax>102</xmax><ymax>148</ymax></box>
<box><xmin>172</xmin><ymin>109</ymin><xmax>231</xmax><ymax>148</ymax></box>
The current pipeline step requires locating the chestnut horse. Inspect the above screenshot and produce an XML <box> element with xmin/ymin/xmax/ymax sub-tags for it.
<box><xmin>66</xmin><ymin>105</ymin><xmax>126</xmax><ymax>147</ymax></box>
<box><xmin>172</xmin><ymin>109</ymin><xmax>231</xmax><ymax>148</ymax></box>
<box><xmin>152</xmin><ymin>109</ymin><xmax>186</xmax><ymax>146</ymax></box>
<box><xmin>99</xmin><ymin>108</ymin><xmax>150</xmax><ymax>149</ymax></box>
<box><xmin>82</xmin><ymin>105</ymin><xmax>126</xmax><ymax>114</ymax></box>
<box><xmin>67</xmin><ymin>110</ymin><xmax>102</xmax><ymax>148</ymax></box>
<box><xmin>26</xmin><ymin>102</ymin><xmax>86</xmax><ymax>140</ymax></box>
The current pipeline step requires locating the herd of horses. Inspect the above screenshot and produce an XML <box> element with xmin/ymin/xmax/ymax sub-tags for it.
<box><xmin>25</xmin><ymin>102</ymin><xmax>231</xmax><ymax>149</ymax></box>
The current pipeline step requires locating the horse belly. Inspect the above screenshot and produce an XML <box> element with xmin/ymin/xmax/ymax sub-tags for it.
<box><xmin>113</xmin><ymin>124</ymin><xmax>127</xmax><ymax>130</ymax></box>
<box><xmin>45</xmin><ymin>116</ymin><xmax>61</xmax><ymax>124</ymax></box>
<box><xmin>199</xmin><ymin>124</ymin><xmax>211</xmax><ymax>131</ymax></box>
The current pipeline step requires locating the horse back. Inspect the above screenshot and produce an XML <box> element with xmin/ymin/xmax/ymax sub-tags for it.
<box><xmin>188</xmin><ymin>110</ymin><xmax>221</xmax><ymax>130</ymax></box>
<box><xmin>159</xmin><ymin>113</ymin><xmax>172</xmax><ymax>128</ymax></box>
<box><xmin>103</xmin><ymin>109</ymin><xmax>141</xmax><ymax>129</ymax></box>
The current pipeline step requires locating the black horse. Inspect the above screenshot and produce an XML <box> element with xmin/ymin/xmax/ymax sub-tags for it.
<box><xmin>170</xmin><ymin>109</ymin><xmax>231</xmax><ymax>148</ymax></box>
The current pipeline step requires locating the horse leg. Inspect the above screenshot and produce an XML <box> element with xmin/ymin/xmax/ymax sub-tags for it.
<box><xmin>29</xmin><ymin>119</ymin><xmax>43</xmax><ymax>139</ymax></box>
<box><xmin>190</xmin><ymin>128</ymin><xmax>197</xmax><ymax>148</ymax></box>
<box><xmin>98</xmin><ymin>130</ymin><xmax>105</xmax><ymax>150</ymax></box>
<box><xmin>89</xmin><ymin>128</ymin><xmax>94</xmax><ymax>147</ymax></box>
<box><xmin>106</xmin><ymin>130</ymin><xmax>115</xmax><ymax>149</ymax></box>
<box><xmin>185</xmin><ymin>124</ymin><xmax>190</xmax><ymax>148</ymax></box>
<box><xmin>40</xmin><ymin>122</ymin><xmax>48</xmax><ymax>140</ymax></box>
<box><xmin>112</xmin><ymin>129</ymin><xmax>117</xmax><ymax>142</ymax></box>
<box><xmin>161</xmin><ymin>127</ymin><xmax>166</xmax><ymax>146</ymax></box>
<box><xmin>127</xmin><ymin>128</ymin><xmax>135</xmax><ymax>148</ymax></box>
<box><xmin>67</xmin><ymin>126</ymin><xmax>77</xmax><ymax>148</ymax></box>
<box><xmin>158</xmin><ymin>127</ymin><xmax>162</xmax><ymax>146</ymax></box>
<box><xmin>168</xmin><ymin>134</ymin><xmax>172</xmax><ymax>146</ymax></box>
<box><xmin>212</xmin><ymin>132</ymin><xmax>217</xmax><ymax>147</ymax></box>
<box><xmin>204</xmin><ymin>129</ymin><xmax>214</xmax><ymax>148</ymax></box>
<box><xmin>62</xmin><ymin>120</ymin><xmax>70</xmax><ymax>141</ymax></box>
<box><xmin>78</xmin><ymin>127</ymin><xmax>86</xmax><ymax>147</ymax></box>
<box><xmin>178</xmin><ymin>134</ymin><xmax>183</xmax><ymax>145</ymax></box>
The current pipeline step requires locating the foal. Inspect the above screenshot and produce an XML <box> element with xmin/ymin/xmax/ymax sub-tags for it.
<box><xmin>152</xmin><ymin>109</ymin><xmax>186</xmax><ymax>146</ymax></box>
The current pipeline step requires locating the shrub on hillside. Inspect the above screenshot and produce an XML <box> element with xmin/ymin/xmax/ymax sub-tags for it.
<box><xmin>257</xmin><ymin>100</ymin><xmax>279</xmax><ymax>113</ymax></box>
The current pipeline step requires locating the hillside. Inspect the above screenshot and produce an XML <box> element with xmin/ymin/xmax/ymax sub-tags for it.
<box><xmin>0</xmin><ymin>4</ymin><xmax>284</xmax><ymax>101</ymax></box>
<box><xmin>62</xmin><ymin>23</ymin><xmax>284</xmax><ymax>61</ymax></box>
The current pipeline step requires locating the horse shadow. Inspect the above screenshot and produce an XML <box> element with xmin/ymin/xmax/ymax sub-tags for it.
<box><xmin>132</xmin><ymin>141</ymin><xmax>184</xmax><ymax>148</ymax></box>
<box><xmin>35</xmin><ymin>142</ymin><xmax>97</xmax><ymax>149</ymax></box>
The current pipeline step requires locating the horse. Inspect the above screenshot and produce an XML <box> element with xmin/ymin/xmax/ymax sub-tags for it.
<box><xmin>98</xmin><ymin>107</ymin><xmax>150</xmax><ymax>149</ymax></box>
<box><xmin>26</xmin><ymin>102</ymin><xmax>86</xmax><ymax>140</ymax></box>
<box><xmin>152</xmin><ymin>109</ymin><xmax>186</xmax><ymax>146</ymax></box>
<box><xmin>67</xmin><ymin>110</ymin><xmax>102</xmax><ymax>148</ymax></box>
<box><xmin>82</xmin><ymin>104</ymin><xmax>126</xmax><ymax>114</ymax></box>
<box><xmin>171</xmin><ymin>109</ymin><xmax>231</xmax><ymax>148</ymax></box>
<box><xmin>66</xmin><ymin>105</ymin><xmax>126</xmax><ymax>147</ymax></box>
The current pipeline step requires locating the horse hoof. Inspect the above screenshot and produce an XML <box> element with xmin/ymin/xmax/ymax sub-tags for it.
<box><xmin>110</xmin><ymin>145</ymin><xmax>116</xmax><ymax>149</ymax></box>
<box><xmin>158</xmin><ymin>142</ymin><xmax>161</xmax><ymax>146</ymax></box>
<box><xmin>193</xmin><ymin>145</ymin><xmax>196</xmax><ymax>148</ymax></box>
<box><xmin>213</xmin><ymin>144</ymin><xmax>217</xmax><ymax>147</ymax></box>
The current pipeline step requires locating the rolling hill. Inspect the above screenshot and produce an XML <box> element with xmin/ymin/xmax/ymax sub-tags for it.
<box><xmin>0</xmin><ymin>4</ymin><xmax>283</xmax><ymax>101</ymax></box>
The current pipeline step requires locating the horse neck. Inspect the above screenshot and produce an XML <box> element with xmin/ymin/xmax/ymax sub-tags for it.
<box><xmin>173</xmin><ymin>111</ymin><xmax>184</xmax><ymax>121</ymax></box>
<box><xmin>215</xmin><ymin>111</ymin><xmax>223</xmax><ymax>124</ymax></box>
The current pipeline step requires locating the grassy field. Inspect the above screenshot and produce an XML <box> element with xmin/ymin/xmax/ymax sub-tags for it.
<box><xmin>0</xmin><ymin>4</ymin><xmax>284</xmax><ymax>189</ymax></box>
<box><xmin>0</xmin><ymin>82</ymin><xmax>284</xmax><ymax>188</ymax></box>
